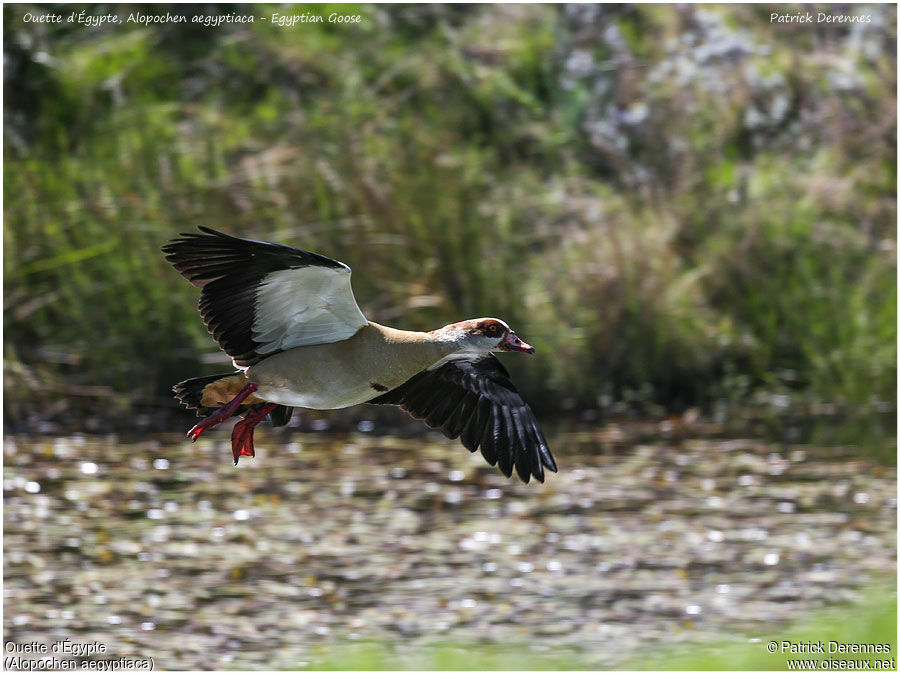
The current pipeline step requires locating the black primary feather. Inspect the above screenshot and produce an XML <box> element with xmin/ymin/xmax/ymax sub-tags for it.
<box><xmin>161</xmin><ymin>226</ymin><xmax>346</xmax><ymax>367</ymax></box>
<box><xmin>368</xmin><ymin>355</ymin><xmax>556</xmax><ymax>483</ymax></box>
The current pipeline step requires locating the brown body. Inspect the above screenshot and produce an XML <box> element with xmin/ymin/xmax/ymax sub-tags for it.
<box><xmin>200</xmin><ymin>323</ymin><xmax>455</xmax><ymax>411</ymax></box>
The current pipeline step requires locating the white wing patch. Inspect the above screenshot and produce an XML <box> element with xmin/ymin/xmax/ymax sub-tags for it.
<box><xmin>252</xmin><ymin>266</ymin><xmax>368</xmax><ymax>353</ymax></box>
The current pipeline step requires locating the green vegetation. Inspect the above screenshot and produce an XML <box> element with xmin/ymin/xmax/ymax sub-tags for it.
<box><xmin>4</xmin><ymin>4</ymin><xmax>896</xmax><ymax>438</ymax></box>
<box><xmin>290</xmin><ymin>584</ymin><xmax>899</xmax><ymax>669</ymax></box>
<box><xmin>635</xmin><ymin>584</ymin><xmax>897</xmax><ymax>671</ymax></box>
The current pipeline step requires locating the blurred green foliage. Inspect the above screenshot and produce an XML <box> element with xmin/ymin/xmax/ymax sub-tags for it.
<box><xmin>4</xmin><ymin>4</ymin><xmax>896</xmax><ymax>433</ymax></box>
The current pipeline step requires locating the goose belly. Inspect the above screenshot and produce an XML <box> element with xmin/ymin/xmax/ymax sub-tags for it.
<box><xmin>244</xmin><ymin>335</ymin><xmax>441</xmax><ymax>410</ymax></box>
<box><xmin>253</xmin><ymin>378</ymin><xmax>378</xmax><ymax>410</ymax></box>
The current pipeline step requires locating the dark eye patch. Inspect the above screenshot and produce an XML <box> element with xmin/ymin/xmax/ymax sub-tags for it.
<box><xmin>477</xmin><ymin>320</ymin><xmax>503</xmax><ymax>337</ymax></box>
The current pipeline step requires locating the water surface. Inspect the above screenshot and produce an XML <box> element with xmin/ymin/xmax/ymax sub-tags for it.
<box><xmin>4</xmin><ymin>424</ymin><xmax>896</xmax><ymax>669</ymax></box>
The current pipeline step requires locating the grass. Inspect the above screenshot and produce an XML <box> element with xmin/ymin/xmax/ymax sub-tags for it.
<box><xmin>635</xmin><ymin>584</ymin><xmax>898</xmax><ymax>671</ymax></box>
<box><xmin>293</xmin><ymin>584</ymin><xmax>897</xmax><ymax>669</ymax></box>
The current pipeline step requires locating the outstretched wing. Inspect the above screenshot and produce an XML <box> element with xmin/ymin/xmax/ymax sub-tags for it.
<box><xmin>369</xmin><ymin>355</ymin><xmax>557</xmax><ymax>483</ymax></box>
<box><xmin>163</xmin><ymin>227</ymin><xmax>368</xmax><ymax>367</ymax></box>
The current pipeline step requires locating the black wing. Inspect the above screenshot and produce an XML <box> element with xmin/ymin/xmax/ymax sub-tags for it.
<box><xmin>162</xmin><ymin>227</ymin><xmax>366</xmax><ymax>367</ymax></box>
<box><xmin>369</xmin><ymin>355</ymin><xmax>557</xmax><ymax>483</ymax></box>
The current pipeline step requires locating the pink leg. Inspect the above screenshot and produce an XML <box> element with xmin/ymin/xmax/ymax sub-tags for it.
<box><xmin>186</xmin><ymin>382</ymin><xmax>259</xmax><ymax>442</ymax></box>
<box><xmin>231</xmin><ymin>403</ymin><xmax>278</xmax><ymax>465</ymax></box>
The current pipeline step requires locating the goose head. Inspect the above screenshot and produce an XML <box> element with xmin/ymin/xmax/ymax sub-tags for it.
<box><xmin>433</xmin><ymin>318</ymin><xmax>535</xmax><ymax>355</ymax></box>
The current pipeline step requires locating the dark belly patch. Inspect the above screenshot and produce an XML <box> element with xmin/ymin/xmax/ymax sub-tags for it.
<box><xmin>370</xmin><ymin>382</ymin><xmax>388</xmax><ymax>392</ymax></box>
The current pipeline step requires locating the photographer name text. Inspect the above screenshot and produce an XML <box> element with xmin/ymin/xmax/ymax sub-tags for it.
<box><xmin>771</xmin><ymin>12</ymin><xmax>871</xmax><ymax>24</ymax></box>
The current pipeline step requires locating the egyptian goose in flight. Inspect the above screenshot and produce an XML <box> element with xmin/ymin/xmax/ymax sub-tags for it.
<box><xmin>162</xmin><ymin>227</ymin><xmax>557</xmax><ymax>483</ymax></box>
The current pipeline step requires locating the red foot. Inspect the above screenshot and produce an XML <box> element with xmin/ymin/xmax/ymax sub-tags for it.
<box><xmin>187</xmin><ymin>382</ymin><xmax>259</xmax><ymax>442</ymax></box>
<box><xmin>231</xmin><ymin>403</ymin><xmax>278</xmax><ymax>465</ymax></box>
